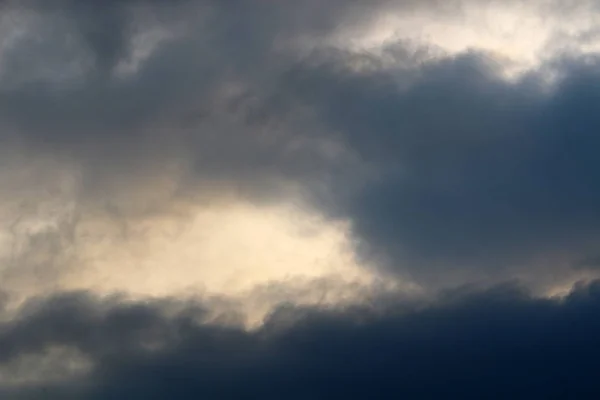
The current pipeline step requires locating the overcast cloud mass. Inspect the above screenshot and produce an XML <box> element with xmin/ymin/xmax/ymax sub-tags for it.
<box><xmin>2</xmin><ymin>0</ymin><xmax>600</xmax><ymax>398</ymax></box>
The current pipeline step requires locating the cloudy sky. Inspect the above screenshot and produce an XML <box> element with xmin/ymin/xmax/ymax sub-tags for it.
<box><xmin>2</xmin><ymin>0</ymin><xmax>600</xmax><ymax>397</ymax></box>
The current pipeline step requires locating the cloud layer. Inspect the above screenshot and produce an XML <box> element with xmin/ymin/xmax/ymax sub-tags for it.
<box><xmin>2</xmin><ymin>282</ymin><xmax>600</xmax><ymax>399</ymax></box>
<box><xmin>1</xmin><ymin>0</ymin><xmax>600</xmax><ymax>396</ymax></box>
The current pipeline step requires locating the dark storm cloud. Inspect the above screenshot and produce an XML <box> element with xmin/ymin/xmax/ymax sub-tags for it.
<box><xmin>269</xmin><ymin>49</ymin><xmax>600</xmax><ymax>282</ymax></box>
<box><xmin>2</xmin><ymin>282</ymin><xmax>600</xmax><ymax>398</ymax></box>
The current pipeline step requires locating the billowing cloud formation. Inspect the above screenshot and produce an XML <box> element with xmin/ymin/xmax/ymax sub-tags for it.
<box><xmin>303</xmin><ymin>52</ymin><xmax>600</xmax><ymax>284</ymax></box>
<box><xmin>1</xmin><ymin>0</ymin><xmax>599</xmax><ymax>289</ymax></box>
<box><xmin>1</xmin><ymin>282</ymin><xmax>600</xmax><ymax>398</ymax></box>
<box><xmin>2</xmin><ymin>0</ymin><xmax>600</xmax><ymax>396</ymax></box>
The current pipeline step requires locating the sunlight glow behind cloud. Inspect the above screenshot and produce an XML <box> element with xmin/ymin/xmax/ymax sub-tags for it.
<box><xmin>332</xmin><ymin>1</ymin><xmax>600</xmax><ymax>78</ymax></box>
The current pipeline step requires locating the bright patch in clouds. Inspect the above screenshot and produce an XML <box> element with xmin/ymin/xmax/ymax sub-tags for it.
<box><xmin>70</xmin><ymin>202</ymin><xmax>378</xmax><ymax>298</ymax></box>
<box><xmin>336</xmin><ymin>1</ymin><xmax>600</xmax><ymax>77</ymax></box>
<box><xmin>0</xmin><ymin>179</ymin><xmax>405</xmax><ymax>324</ymax></box>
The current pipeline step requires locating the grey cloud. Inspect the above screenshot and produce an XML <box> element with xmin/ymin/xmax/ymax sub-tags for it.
<box><xmin>0</xmin><ymin>0</ymin><xmax>374</xmax><ymax>209</ymax></box>
<box><xmin>0</xmin><ymin>0</ymin><xmax>496</xmax><ymax>141</ymax></box>
<box><xmin>1</xmin><ymin>283</ymin><xmax>600</xmax><ymax>398</ymax></box>
<box><xmin>5</xmin><ymin>2</ymin><xmax>600</xmax><ymax>397</ymax></box>
<box><xmin>1</xmin><ymin>0</ymin><xmax>600</xmax><ymax>288</ymax></box>
<box><xmin>267</xmin><ymin>48</ymin><xmax>600</xmax><ymax>284</ymax></box>
<box><xmin>573</xmin><ymin>254</ymin><xmax>600</xmax><ymax>271</ymax></box>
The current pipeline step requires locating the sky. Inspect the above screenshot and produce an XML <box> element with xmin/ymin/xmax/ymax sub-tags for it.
<box><xmin>1</xmin><ymin>0</ymin><xmax>600</xmax><ymax>398</ymax></box>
